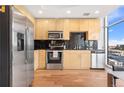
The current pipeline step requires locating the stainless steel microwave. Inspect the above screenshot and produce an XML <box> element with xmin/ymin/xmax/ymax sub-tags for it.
<box><xmin>48</xmin><ymin>31</ymin><xmax>63</xmax><ymax>40</ymax></box>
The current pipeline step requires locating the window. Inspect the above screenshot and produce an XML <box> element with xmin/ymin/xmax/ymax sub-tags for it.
<box><xmin>107</xmin><ymin>6</ymin><xmax>124</xmax><ymax>67</ymax></box>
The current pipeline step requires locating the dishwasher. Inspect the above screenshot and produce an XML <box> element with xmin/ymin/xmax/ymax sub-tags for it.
<box><xmin>91</xmin><ymin>50</ymin><xmax>105</xmax><ymax>69</ymax></box>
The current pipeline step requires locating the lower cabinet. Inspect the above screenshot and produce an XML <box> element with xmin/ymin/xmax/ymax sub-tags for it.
<box><xmin>80</xmin><ymin>52</ymin><xmax>91</xmax><ymax>69</ymax></box>
<box><xmin>38</xmin><ymin>50</ymin><xmax>46</xmax><ymax>69</ymax></box>
<box><xmin>63</xmin><ymin>51</ymin><xmax>80</xmax><ymax>69</ymax></box>
<box><xmin>34</xmin><ymin>50</ymin><xmax>39</xmax><ymax>70</ymax></box>
<box><xmin>34</xmin><ymin>50</ymin><xmax>46</xmax><ymax>70</ymax></box>
<box><xmin>63</xmin><ymin>50</ymin><xmax>91</xmax><ymax>69</ymax></box>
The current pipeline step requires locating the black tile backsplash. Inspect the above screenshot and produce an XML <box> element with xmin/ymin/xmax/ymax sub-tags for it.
<box><xmin>34</xmin><ymin>40</ymin><xmax>50</xmax><ymax>50</ymax></box>
<box><xmin>34</xmin><ymin>39</ymin><xmax>97</xmax><ymax>50</ymax></box>
<box><xmin>34</xmin><ymin>32</ymin><xmax>97</xmax><ymax>50</ymax></box>
<box><xmin>66</xmin><ymin>32</ymin><xmax>98</xmax><ymax>50</ymax></box>
<box><xmin>34</xmin><ymin>40</ymin><xmax>68</xmax><ymax>50</ymax></box>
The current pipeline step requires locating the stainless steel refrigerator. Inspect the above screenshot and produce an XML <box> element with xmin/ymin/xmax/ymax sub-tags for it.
<box><xmin>11</xmin><ymin>7</ymin><xmax>34</xmax><ymax>87</ymax></box>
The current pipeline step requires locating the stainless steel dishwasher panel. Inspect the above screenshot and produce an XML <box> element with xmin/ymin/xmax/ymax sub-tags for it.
<box><xmin>97</xmin><ymin>53</ymin><xmax>105</xmax><ymax>68</ymax></box>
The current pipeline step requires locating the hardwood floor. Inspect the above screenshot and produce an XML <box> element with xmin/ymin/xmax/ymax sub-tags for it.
<box><xmin>32</xmin><ymin>70</ymin><xmax>108</xmax><ymax>87</ymax></box>
<box><xmin>116</xmin><ymin>79</ymin><xmax>124</xmax><ymax>87</ymax></box>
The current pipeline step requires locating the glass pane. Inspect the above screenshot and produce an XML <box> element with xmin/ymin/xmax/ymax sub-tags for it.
<box><xmin>108</xmin><ymin>22</ymin><xmax>124</xmax><ymax>68</ymax></box>
<box><xmin>108</xmin><ymin>6</ymin><xmax>124</xmax><ymax>25</ymax></box>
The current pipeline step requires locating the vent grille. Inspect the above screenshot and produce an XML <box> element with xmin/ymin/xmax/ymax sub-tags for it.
<box><xmin>83</xmin><ymin>13</ymin><xmax>90</xmax><ymax>16</ymax></box>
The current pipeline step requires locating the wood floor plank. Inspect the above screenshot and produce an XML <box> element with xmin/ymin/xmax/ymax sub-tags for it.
<box><xmin>32</xmin><ymin>70</ymin><xmax>124</xmax><ymax>87</ymax></box>
<box><xmin>32</xmin><ymin>70</ymin><xmax>108</xmax><ymax>87</ymax></box>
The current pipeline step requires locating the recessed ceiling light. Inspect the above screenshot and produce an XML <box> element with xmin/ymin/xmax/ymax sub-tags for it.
<box><xmin>66</xmin><ymin>10</ymin><xmax>71</xmax><ymax>14</ymax></box>
<box><xmin>38</xmin><ymin>10</ymin><xmax>43</xmax><ymax>14</ymax></box>
<box><xmin>95</xmin><ymin>10</ymin><xmax>100</xmax><ymax>14</ymax></box>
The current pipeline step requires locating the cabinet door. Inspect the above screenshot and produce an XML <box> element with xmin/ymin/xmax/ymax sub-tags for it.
<box><xmin>69</xmin><ymin>19</ymin><xmax>80</xmax><ymax>31</ymax></box>
<box><xmin>56</xmin><ymin>19</ymin><xmax>64</xmax><ymax>31</ymax></box>
<box><xmin>94</xmin><ymin>19</ymin><xmax>100</xmax><ymax>40</ymax></box>
<box><xmin>38</xmin><ymin>50</ymin><xmax>46</xmax><ymax>69</ymax></box>
<box><xmin>34</xmin><ymin>50</ymin><xmax>39</xmax><ymax>70</ymax></box>
<box><xmin>35</xmin><ymin>19</ymin><xmax>48</xmax><ymax>40</ymax></box>
<box><xmin>35</xmin><ymin>20</ymin><xmax>41</xmax><ymax>39</ymax></box>
<box><xmin>63</xmin><ymin>19</ymin><xmax>70</xmax><ymax>40</ymax></box>
<box><xmin>69</xmin><ymin>52</ymin><xmax>81</xmax><ymax>69</ymax></box>
<box><xmin>80</xmin><ymin>51</ymin><xmax>91</xmax><ymax>69</ymax></box>
<box><xmin>88</xmin><ymin>19</ymin><xmax>95</xmax><ymax>40</ymax></box>
<box><xmin>88</xmin><ymin>19</ymin><xmax>100</xmax><ymax>40</ymax></box>
<box><xmin>63</xmin><ymin>51</ymin><xmax>80</xmax><ymax>69</ymax></box>
<box><xmin>80</xmin><ymin>19</ymin><xmax>89</xmax><ymax>31</ymax></box>
<box><xmin>63</xmin><ymin>51</ymin><xmax>71</xmax><ymax>69</ymax></box>
<box><xmin>48</xmin><ymin>19</ymin><xmax>56</xmax><ymax>31</ymax></box>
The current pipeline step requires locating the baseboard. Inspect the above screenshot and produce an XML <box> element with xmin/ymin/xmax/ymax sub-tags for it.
<box><xmin>90</xmin><ymin>68</ymin><xmax>105</xmax><ymax>70</ymax></box>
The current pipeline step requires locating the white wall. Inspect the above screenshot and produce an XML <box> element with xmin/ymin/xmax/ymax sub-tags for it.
<box><xmin>98</xmin><ymin>17</ymin><xmax>105</xmax><ymax>50</ymax></box>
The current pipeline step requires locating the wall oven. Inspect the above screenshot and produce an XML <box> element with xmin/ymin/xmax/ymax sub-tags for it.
<box><xmin>48</xmin><ymin>31</ymin><xmax>63</xmax><ymax>40</ymax></box>
<box><xmin>46</xmin><ymin>50</ymin><xmax>63</xmax><ymax>69</ymax></box>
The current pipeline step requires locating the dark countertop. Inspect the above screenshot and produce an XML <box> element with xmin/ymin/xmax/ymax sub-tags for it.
<box><xmin>63</xmin><ymin>49</ymin><xmax>89</xmax><ymax>50</ymax></box>
<box><xmin>91</xmin><ymin>49</ymin><xmax>105</xmax><ymax>53</ymax></box>
<box><xmin>44</xmin><ymin>49</ymin><xmax>105</xmax><ymax>52</ymax></box>
<box><xmin>36</xmin><ymin>48</ymin><xmax>105</xmax><ymax>53</ymax></box>
<box><xmin>105</xmin><ymin>64</ymin><xmax>124</xmax><ymax>80</ymax></box>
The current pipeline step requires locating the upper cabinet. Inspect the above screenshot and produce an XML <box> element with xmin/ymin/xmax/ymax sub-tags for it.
<box><xmin>48</xmin><ymin>19</ymin><xmax>57</xmax><ymax>31</ymax></box>
<box><xmin>80</xmin><ymin>19</ymin><xmax>89</xmax><ymax>31</ymax></box>
<box><xmin>63</xmin><ymin>19</ymin><xmax>70</xmax><ymax>40</ymax></box>
<box><xmin>88</xmin><ymin>19</ymin><xmax>100</xmax><ymax>40</ymax></box>
<box><xmin>56</xmin><ymin>19</ymin><xmax>64</xmax><ymax>31</ymax></box>
<box><xmin>69</xmin><ymin>19</ymin><xmax>80</xmax><ymax>31</ymax></box>
<box><xmin>48</xmin><ymin>19</ymin><xmax>64</xmax><ymax>31</ymax></box>
<box><xmin>35</xmin><ymin>18</ymin><xmax>101</xmax><ymax>40</ymax></box>
<box><xmin>35</xmin><ymin>19</ymin><xmax>48</xmax><ymax>40</ymax></box>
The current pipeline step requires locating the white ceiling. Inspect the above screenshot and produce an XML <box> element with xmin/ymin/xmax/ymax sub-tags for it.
<box><xmin>24</xmin><ymin>5</ymin><xmax>119</xmax><ymax>18</ymax></box>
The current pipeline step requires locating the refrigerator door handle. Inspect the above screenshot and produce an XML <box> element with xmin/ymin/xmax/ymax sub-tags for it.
<box><xmin>25</xmin><ymin>27</ymin><xmax>28</xmax><ymax>64</ymax></box>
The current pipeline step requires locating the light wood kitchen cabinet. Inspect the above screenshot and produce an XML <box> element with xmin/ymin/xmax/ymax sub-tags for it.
<box><xmin>88</xmin><ymin>19</ymin><xmax>100</xmax><ymax>40</ymax></box>
<box><xmin>80</xmin><ymin>19</ymin><xmax>89</xmax><ymax>31</ymax></box>
<box><xmin>80</xmin><ymin>51</ymin><xmax>91</xmax><ymax>69</ymax></box>
<box><xmin>34</xmin><ymin>50</ymin><xmax>39</xmax><ymax>70</ymax></box>
<box><xmin>63</xmin><ymin>51</ymin><xmax>71</xmax><ymax>69</ymax></box>
<box><xmin>35</xmin><ymin>18</ymin><xmax>101</xmax><ymax>40</ymax></box>
<box><xmin>38</xmin><ymin>50</ymin><xmax>46</xmax><ymax>69</ymax></box>
<box><xmin>69</xmin><ymin>19</ymin><xmax>80</xmax><ymax>31</ymax></box>
<box><xmin>63</xmin><ymin>19</ymin><xmax>70</xmax><ymax>40</ymax></box>
<box><xmin>63</xmin><ymin>50</ymin><xmax>91</xmax><ymax>69</ymax></box>
<box><xmin>35</xmin><ymin>19</ymin><xmax>48</xmax><ymax>40</ymax></box>
<box><xmin>69</xmin><ymin>52</ymin><xmax>81</xmax><ymax>69</ymax></box>
<box><xmin>88</xmin><ymin>19</ymin><xmax>94</xmax><ymax>40</ymax></box>
<box><xmin>63</xmin><ymin>51</ymin><xmax>80</xmax><ymax>69</ymax></box>
<box><xmin>94</xmin><ymin>19</ymin><xmax>100</xmax><ymax>40</ymax></box>
<box><xmin>48</xmin><ymin>19</ymin><xmax>64</xmax><ymax>31</ymax></box>
<box><xmin>56</xmin><ymin>19</ymin><xmax>64</xmax><ymax>31</ymax></box>
<box><xmin>34</xmin><ymin>50</ymin><xmax>46</xmax><ymax>70</ymax></box>
<box><xmin>48</xmin><ymin>19</ymin><xmax>57</xmax><ymax>31</ymax></box>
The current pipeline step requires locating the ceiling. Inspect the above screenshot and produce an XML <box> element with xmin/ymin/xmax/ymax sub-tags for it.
<box><xmin>24</xmin><ymin>5</ymin><xmax>119</xmax><ymax>18</ymax></box>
